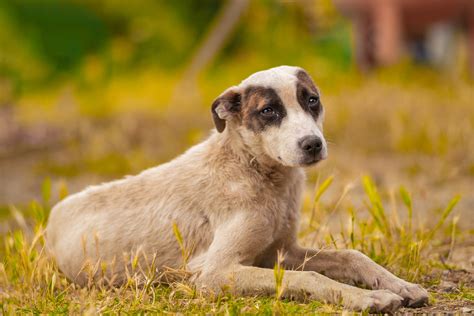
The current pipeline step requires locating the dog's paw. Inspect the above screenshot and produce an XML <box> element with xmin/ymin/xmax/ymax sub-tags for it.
<box><xmin>395</xmin><ymin>282</ymin><xmax>429</xmax><ymax>308</ymax></box>
<box><xmin>355</xmin><ymin>290</ymin><xmax>404</xmax><ymax>313</ymax></box>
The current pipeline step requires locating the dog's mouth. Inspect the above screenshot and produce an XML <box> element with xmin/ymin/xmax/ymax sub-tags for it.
<box><xmin>277</xmin><ymin>152</ymin><xmax>327</xmax><ymax>167</ymax></box>
<box><xmin>301</xmin><ymin>158</ymin><xmax>322</xmax><ymax>166</ymax></box>
<box><xmin>300</xmin><ymin>153</ymin><xmax>327</xmax><ymax>166</ymax></box>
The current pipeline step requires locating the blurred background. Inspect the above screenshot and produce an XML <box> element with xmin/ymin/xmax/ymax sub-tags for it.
<box><xmin>0</xmin><ymin>0</ymin><xmax>473</xmax><ymax>241</ymax></box>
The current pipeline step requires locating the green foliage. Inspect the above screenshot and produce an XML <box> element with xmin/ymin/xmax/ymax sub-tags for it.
<box><xmin>0</xmin><ymin>0</ymin><xmax>353</xmax><ymax>90</ymax></box>
<box><xmin>273</xmin><ymin>251</ymin><xmax>285</xmax><ymax>300</ymax></box>
<box><xmin>362</xmin><ymin>176</ymin><xmax>391</xmax><ymax>239</ymax></box>
<box><xmin>309</xmin><ymin>175</ymin><xmax>333</xmax><ymax>227</ymax></box>
<box><xmin>5</xmin><ymin>0</ymin><xmax>108</xmax><ymax>71</ymax></box>
<box><xmin>351</xmin><ymin>176</ymin><xmax>460</xmax><ymax>281</ymax></box>
<box><xmin>173</xmin><ymin>222</ymin><xmax>190</xmax><ymax>267</ymax></box>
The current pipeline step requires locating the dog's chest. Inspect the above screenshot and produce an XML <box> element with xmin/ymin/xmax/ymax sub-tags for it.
<box><xmin>271</xmin><ymin>181</ymin><xmax>302</xmax><ymax>240</ymax></box>
<box><xmin>259</xmin><ymin>169</ymin><xmax>305</xmax><ymax>243</ymax></box>
<box><xmin>251</xmin><ymin>174</ymin><xmax>304</xmax><ymax>267</ymax></box>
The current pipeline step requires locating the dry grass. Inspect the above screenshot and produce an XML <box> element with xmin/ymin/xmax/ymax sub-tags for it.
<box><xmin>0</xmin><ymin>172</ymin><xmax>471</xmax><ymax>314</ymax></box>
<box><xmin>1</xmin><ymin>66</ymin><xmax>473</xmax><ymax>313</ymax></box>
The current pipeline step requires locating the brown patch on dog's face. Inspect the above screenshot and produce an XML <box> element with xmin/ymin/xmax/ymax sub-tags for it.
<box><xmin>241</xmin><ymin>86</ymin><xmax>287</xmax><ymax>133</ymax></box>
<box><xmin>296</xmin><ymin>70</ymin><xmax>322</xmax><ymax>120</ymax></box>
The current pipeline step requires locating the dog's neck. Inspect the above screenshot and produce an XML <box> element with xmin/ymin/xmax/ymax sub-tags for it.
<box><xmin>211</xmin><ymin>128</ymin><xmax>300</xmax><ymax>183</ymax></box>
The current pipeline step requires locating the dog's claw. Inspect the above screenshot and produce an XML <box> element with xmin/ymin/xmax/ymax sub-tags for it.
<box><xmin>353</xmin><ymin>290</ymin><xmax>404</xmax><ymax>313</ymax></box>
<box><xmin>400</xmin><ymin>283</ymin><xmax>429</xmax><ymax>307</ymax></box>
<box><xmin>384</xmin><ymin>280</ymin><xmax>429</xmax><ymax>308</ymax></box>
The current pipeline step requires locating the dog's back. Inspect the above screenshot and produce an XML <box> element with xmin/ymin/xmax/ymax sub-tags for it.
<box><xmin>46</xmin><ymin>138</ymin><xmax>219</xmax><ymax>284</ymax></box>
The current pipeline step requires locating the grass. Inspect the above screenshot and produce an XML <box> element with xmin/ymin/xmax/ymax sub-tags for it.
<box><xmin>1</xmin><ymin>59</ymin><xmax>473</xmax><ymax>314</ymax></box>
<box><xmin>0</xmin><ymin>175</ymin><xmax>471</xmax><ymax>314</ymax></box>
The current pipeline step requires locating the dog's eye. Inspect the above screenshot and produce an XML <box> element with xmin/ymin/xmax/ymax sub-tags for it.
<box><xmin>260</xmin><ymin>107</ymin><xmax>275</xmax><ymax>116</ymax></box>
<box><xmin>308</xmin><ymin>96</ymin><xmax>319</xmax><ymax>107</ymax></box>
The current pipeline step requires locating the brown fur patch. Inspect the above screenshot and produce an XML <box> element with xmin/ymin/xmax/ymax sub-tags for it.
<box><xmin>296</xmin><ymin>70</ymin><xmax>322</xmax><ymax>119</ymax></box>
<box><xmin>296</xmin><ymin>70</ymin><xmax>318</xmax><ymax>93</ymax></box>
<box><xmin>241</xmin><ymin>86</ymin><xmax>287</xmax><ymax>132</ymax></box>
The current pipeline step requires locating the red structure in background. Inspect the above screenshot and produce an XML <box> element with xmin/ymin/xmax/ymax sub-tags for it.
<box><xmin>334</xmin><ymin>0</ymin><xmax>474</xmax><ymax>74</ymax></box>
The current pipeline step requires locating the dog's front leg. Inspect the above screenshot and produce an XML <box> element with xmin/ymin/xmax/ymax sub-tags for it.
<box><xmin>198</xmin><ymin>264</ymin><xmax>404</xmax><ymax>313</ymax></box>
<box><xmin>192</xmin><ymin>213</ymin><xmax>403</xmax><ymax>313</ymax></box>
<box><xmin>284</xmin><ymin>246</ymin><xmax>429</xmax><ymax>307</ymax></box>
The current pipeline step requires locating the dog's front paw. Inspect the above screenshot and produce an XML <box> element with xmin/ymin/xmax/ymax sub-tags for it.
<box><xmin>395</xmin><ymin>282</ymin><xmax>429</xmax><ymax>307</ymax></box>
<box><xmin>380</xmin><ymin>278</ymin><xmax>429</xmax><ymax>308</ymax></box>
<box><xmin>355</xmin><ymin>290</ymin><xmax>403</xmax><ymax>313</ymax></box>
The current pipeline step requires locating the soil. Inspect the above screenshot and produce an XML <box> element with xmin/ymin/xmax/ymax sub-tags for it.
<box><xmin>399</xmin><ymin>269</ymin><xmax>474</xmax><ymax>314</ymax></box>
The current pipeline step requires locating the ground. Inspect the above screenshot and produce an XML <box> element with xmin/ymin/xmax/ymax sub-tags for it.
<box><xmin>0</xmin><ymin>69</ymin><xmax>473</xmax><ymax>314</ymax></box>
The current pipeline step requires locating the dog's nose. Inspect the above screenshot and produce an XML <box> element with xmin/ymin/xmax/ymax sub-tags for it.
<box><xmin>299</xmin><ymin>136</ymin><xmax>323</xmax><ymax>155</ymax></box>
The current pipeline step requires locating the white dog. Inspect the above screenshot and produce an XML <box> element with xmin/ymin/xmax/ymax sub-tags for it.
<box><xmin>46</xmin><ymin>66</ymin><xmax>428</xmax><ymax>312</ymax></box>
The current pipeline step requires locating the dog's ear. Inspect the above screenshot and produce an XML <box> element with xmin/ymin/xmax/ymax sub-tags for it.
<box><xmin>211</xmin><ymin>87</ymin><xmax>241</xmax><ymax>133</ymax></box>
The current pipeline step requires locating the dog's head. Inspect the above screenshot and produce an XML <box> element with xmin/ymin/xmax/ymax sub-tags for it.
<box><xmin>211</xmin><ymin>66</ymin><xmax>327</xmax><ymax>168</ymax></box>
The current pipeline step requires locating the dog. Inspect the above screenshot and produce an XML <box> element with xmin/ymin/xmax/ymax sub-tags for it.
<box><xmin>46</xmin><ymin>66</ymin><xmax>428</xmax><ymax>312</ymax></box>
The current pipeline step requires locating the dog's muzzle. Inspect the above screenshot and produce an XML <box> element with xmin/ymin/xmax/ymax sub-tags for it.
<box><xmin>298</xmin><ymin>135</ymin><xmax>326</xmax><ymax>165</ymax></box>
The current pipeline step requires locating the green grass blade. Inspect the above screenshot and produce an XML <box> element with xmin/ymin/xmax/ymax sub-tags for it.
<box><xmin>314</xmin><ymin>175</ymin><xmax>334</xmax><ymax>203</ymax></box>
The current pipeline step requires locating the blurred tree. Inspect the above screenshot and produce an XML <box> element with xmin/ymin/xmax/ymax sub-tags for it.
<box><xmin>0</xmin><ymin>0</ymin><xmax>354</xmax><ymax>108</ymax></box>
<box><xmin>171</xmin><ymin>0</ymin><xmax>249</xmax><ymax>106</ymax></box>
<box><xmin>4</xmin><ymin>0</ymin><xmax>108</xmax><ymax>73</ymax></box>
